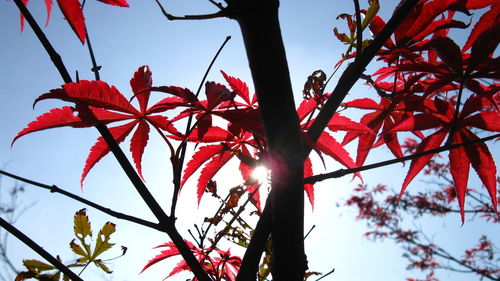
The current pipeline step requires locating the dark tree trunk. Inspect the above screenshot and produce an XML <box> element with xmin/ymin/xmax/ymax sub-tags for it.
<box><xmin>228</xmin><ymin>0</ymin><xmax>307</xmax><ymax>280</ymax></box>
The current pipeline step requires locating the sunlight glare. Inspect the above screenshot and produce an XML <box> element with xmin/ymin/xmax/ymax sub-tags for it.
<box><xmin>251</xmin><ymin>166</ymin><xmax>269</xmax><ymax>184</ymax></box>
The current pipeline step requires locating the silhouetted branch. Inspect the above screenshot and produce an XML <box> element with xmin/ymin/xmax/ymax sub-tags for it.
<box><xmin>172</xmin><ymin>36</ymin><xmax>232</xmax><ymax>218</ymax></box>
<box><xmin>236</xmin><ymin>197</ymin><xmax>272</xmax><ymax>281</ymax></box>
<box><xmin>0</xmin><ymin>217</ymin><xmax>83</xmax><ymax>281</ymax></box>
<box><xmin>85</xmin><ymin>30</ymin><xmax>102</xmax><ymax>81</ymax></box>
<box><xmin>305</xmin><ymin>133</ymin><xmax>500</xmax><ymax>184</ymax></box>
<box><xmin>155</xmin><ymin>0</ymin><xmax>227</xmax><ymax>21</ymax></box>
<box><xmin>307</xmin><ymin>0</ymin><xmax>419</xmax><ymax>151</ymax></box>
<box><xmin>12</xmin><ymin>0</ymin><xmax>72</xmax><ymax>83</ymax></box>
<box><xmin>353</xmin><ymin>0</ymin><xmax>362</xmax><ymax>61</ymax></box>
<box><xmin>0</xmin><ymin>170</ymin><xmax>161</xmax><ymax>230</ymax></box>
<box><xmin>315</xmin><ymin>268</ymin><xmax>335</xmax><ymax>281</ymax></box>
<box><xmin>15</xmin><ymin>0</ymin><xmax>213</xmax><ymax>277</ymax></box>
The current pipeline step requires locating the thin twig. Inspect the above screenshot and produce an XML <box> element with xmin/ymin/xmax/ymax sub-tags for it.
<box><xmin>0</xmin><ymin>217</ymin><xmax>83</xmax><ymax>281</ymax></box>
<box><xmin>85</xmin><ymin>29</ymin><xmax>102</xmax><ymax>81</ymax></box>
<box><xmin>208</xmin><ymin>0</ymin><xmax>225</xmax><ymax>10</ymax></box>
<box><xmin>315</xmin><ymin>268</ymin><xmax>335</xmax><ymax>281</ymax></box>
<box><xmin>446</xmin><ymin>81</ymin><xmax>465</xmax><ymax>145</ymax></box>
<box><xmin>171</xmin><ymin>35</ymin><xmax>232</xmax><ymax>218</ymax></box>
<box><xmin>353</xmin><ymin>0</ymin><xmax>363</xmax><ymax>61</ymax></box>
<box><xmin>304</xmin><ymin>133</ymin><xmax>500</xmax><ymax>184</ymax></box>
<box><xmin>209</xmin><ymin>186</ymin><xmax>260</xmax><ymax>251</ymax></box>
<box><xmin>200</xmin><ymin>193</ymin><xmax>231</xmax><ymax>248</ymax></box>
<box><xmin>236</xmin><ymin>197</ymin><xmax>272</xmax><ymax>281</ymax></box>
<box><xmin>307</xmin><ymin>0</ymin><xmax>419</xmax><ymax>152</ymax></box>
<box><xmin>155</xmin><ymin>0</ymin><xmax>226</xmax><ymax>21</ymax></box>
<box><xmin>12</xmin><ymin>0</ymin><xmax>72</xmax><ymax>83</ymax></box>
<box><xmin>304</xmin><ymin>225</ymin><xmax>316</xmax><ymax>240</ymax></box>
<box><xmin>14</xmin><ymin>0</ymin><xmax>212</xmax><ymax>279</ymax></box>
<box><xmin>0</xmin><ymin>170</ymin><xmax>161</xmax><ymax>231</ymax></box>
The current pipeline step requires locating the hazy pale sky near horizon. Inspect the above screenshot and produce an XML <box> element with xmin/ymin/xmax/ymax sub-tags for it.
<box><xmin>0</xmin><ymin>1</ymin><xmax>498</xmax><ymax>280</ymax></box>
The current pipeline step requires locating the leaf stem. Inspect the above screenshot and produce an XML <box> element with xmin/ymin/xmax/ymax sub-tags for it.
<box><xmin>446</xmin><ymin>81</ymin><xmax>465</xmax><ymax>145</ymax></box>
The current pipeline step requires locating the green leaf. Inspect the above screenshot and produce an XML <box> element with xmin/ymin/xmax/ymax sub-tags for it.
<box><xmin>94</xmin><ymin>260</ymin><xmax>113</xmax><ymax>274</ymax></box>
<box><xmin>92</xmin><ymin>222</ymin><xmax>116</xmax><ymax>259</ymax></box>
<box><xmin>73</xmin><ymin>209</ymin><xmax>92</xmax><ymax>239</ymax></box>
<box><xmin>23</xmin><ymin>259</ymin><xmax>56</xmax><ymax>272</ymax></box>
<box><xmin>362</xmin><ymin>0</ymin><xmax>379</xmax><ymax>29</ymax></box>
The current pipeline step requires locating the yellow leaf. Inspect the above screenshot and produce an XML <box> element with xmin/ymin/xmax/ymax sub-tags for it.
<box><xmin>92</xmin><ymin>222</ymin><xmax>116</xmax><ymax>259</ymax></box>
<box><xmin>73</xmin><ymin>209</ymin><xmax>92</xmax><ymax>238</ymax></box>
<box><xmin>23</xmin><ymin>259</ymin><xmax>55</xmax><ymax>272</ymax></box>
<box><xmin>69</xmin><ymin>239</ymin><xmax>87</xmax><ymax>257</ymax></box>
<box><xmin>94</xmin><ymin>260</ymin><xmax>113</xmax><ymax>274</ymax></box>
<box><xmin>362</xmin><ymin>0</ymin><xmax>380</xmax><ymax>29</ymax></box>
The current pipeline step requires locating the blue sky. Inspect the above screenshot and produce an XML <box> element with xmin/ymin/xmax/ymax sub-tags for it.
<box><xmin>0</xmin><ymin>0</ymin><xmax>498</xmax><ymax>280</ymax></box>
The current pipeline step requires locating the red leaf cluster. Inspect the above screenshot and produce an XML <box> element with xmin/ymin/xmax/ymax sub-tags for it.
<box><xmin>337</xmin><ymin>0</ymin><xmax>499</xmax><ymax>222</ymax></box>
<box><xmin>141</xmin><ymin>241</ymin><xmax>241</xmax><ymax>281</ymax></box>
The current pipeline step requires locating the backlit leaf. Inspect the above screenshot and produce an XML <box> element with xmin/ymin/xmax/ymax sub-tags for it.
<box><xmin>57</xmin><ymin>0</ymin><xmax>86</xmax><ymax>44</ymax></box>
<box><xmin>92</xmin><ymin>222</ymin><xmax>116</xmax><ymax>259</ymax></box>
<box><xmin>448</xmin><ymin>133</ymin><xmax>470</xmax><ymax>223</ymax></box>
<box><xmin>400</xmin><ymin>130</ymin><xmax>448</xmax><ymax>198</ymax></box>
<box><xmin>81</xmin><ymin>121</ymin><xmax>137</xmax><ymax>187</ymax></box>
<box><xmin>23</xmin><ymin>259</ymin><xmax>55</xmax><ymax>272</ymax></box>
<box><xmin>74</xmin><ymin>209</ymin><xmax>92</xmax><ymax>239</ymax></box>
<box><xmin>97</xmin><ymin>0</ymin><xmax>129</xmax><ymax>7</ymax></box>
<box><xmin>70</xmin><ymin>239</ymin><xmax>87</xmax><ymax>257</ymax></box>
<box><xmin>94</xmin><ymin>260</ymin><xmax>113</xmax><ymax>273</ymax></box>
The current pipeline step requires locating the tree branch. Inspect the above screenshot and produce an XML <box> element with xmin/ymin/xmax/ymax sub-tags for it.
<box><xmin>13</xmin><ymin>2</ymin><xmax>212</xmax><ymax>279</ymax></box>
<box><xmin>231</xmin><ymin>1</ymin><xmax>306</xmax><ymax>279</ymax></box>
<box><xmin>85</xmin><ymin>29</ymin><xmax>102</xmax><ymax>81</ymax></box>
<box><xmin>12</xmin><ymin>0</ymin><xmax>72</xmax><ymax>83</ymax></box>
<box><xmin>236</xmin><ymin>197</ymin><xmax>271</xmax><ymax>281</ymax></box>
<box><xmin>172</xmin><ymin>35</ymin><xmax>231</xmax><ymax>218</ymax></box>
<box><xmin>0</xmin><ymin>170</ymin><xmax>161</xmax><ymax>230</ymax></box>
<box><xmin>0</xmin><ymin>217</ymin><xmax>83</xmax><ymax>281</ymax></box>
<box><xmin>353</xmin><ymin>0</ymin><xmax>362</xmax><ymax>62</ymax></box>
<box><xmin>306</xmin><ymin>0</ymin><xmax>419</xmax><ymax>152</ymax></box>
<box><xmin>305</xmin><ymin>133</ymin><xmax>500</xmax><ymax>184</ymax></box>
<box><xmin>155</xmin><ymin>0</ymin><xmax>227</xmax><ymax>21</ymax></box>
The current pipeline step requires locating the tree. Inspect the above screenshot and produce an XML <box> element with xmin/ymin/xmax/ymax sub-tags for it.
<box><xmin>0</xmin><ymin>0</ymin><xmax>498</xmax><ymax>280</ymax></box>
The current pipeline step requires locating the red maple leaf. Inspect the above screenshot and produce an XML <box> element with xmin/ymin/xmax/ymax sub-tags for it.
<box><xmin>340</xmin><ymin>95</ymin><xmax>422</xmax><ymax>167</ymax></box>
<box><xmin>13</xmin><ymin>66</ymin><xmax>179</xmax><ymax>186</ymax></box>
<box><xmin>368</xmin><ymin>0</ymin><xmax>470</xmax><ymax>64</ymax></box>
<box><xmin>141</xmin><ymin>241</ymin><xmax>241</xmax><ymax>281</ymax></box>
<box><xmin>388</xmin><ymin>94</ymin><xmax>499</xmax><ymax>222</ymax></box>
<box><xmin>377</xmin><ymin>28</ymin><xmax>500</xmax><ymax>98</ymax></box>
<box><xmin>176</xmin><ymin>125</ymin><xmax>258</xmax><ymax>204</ymax></box>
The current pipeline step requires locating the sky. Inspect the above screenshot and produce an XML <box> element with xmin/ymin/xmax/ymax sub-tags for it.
<box><xmin>0</xmin><ymin>0</ymin><xmax>498</xmax><ymax>280</ymax></box>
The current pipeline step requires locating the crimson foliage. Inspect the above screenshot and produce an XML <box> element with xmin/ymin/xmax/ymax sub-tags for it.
<box><xmin>11</xmin><ymin>0</ymin><xmax>499</xmax><ymax>280</ymax></box>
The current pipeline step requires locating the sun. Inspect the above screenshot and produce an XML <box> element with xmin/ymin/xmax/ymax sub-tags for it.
<box><xmin>251</xmin><ymin>166</ymin><xmax>269</xmax><ymax>184</ymax></box>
